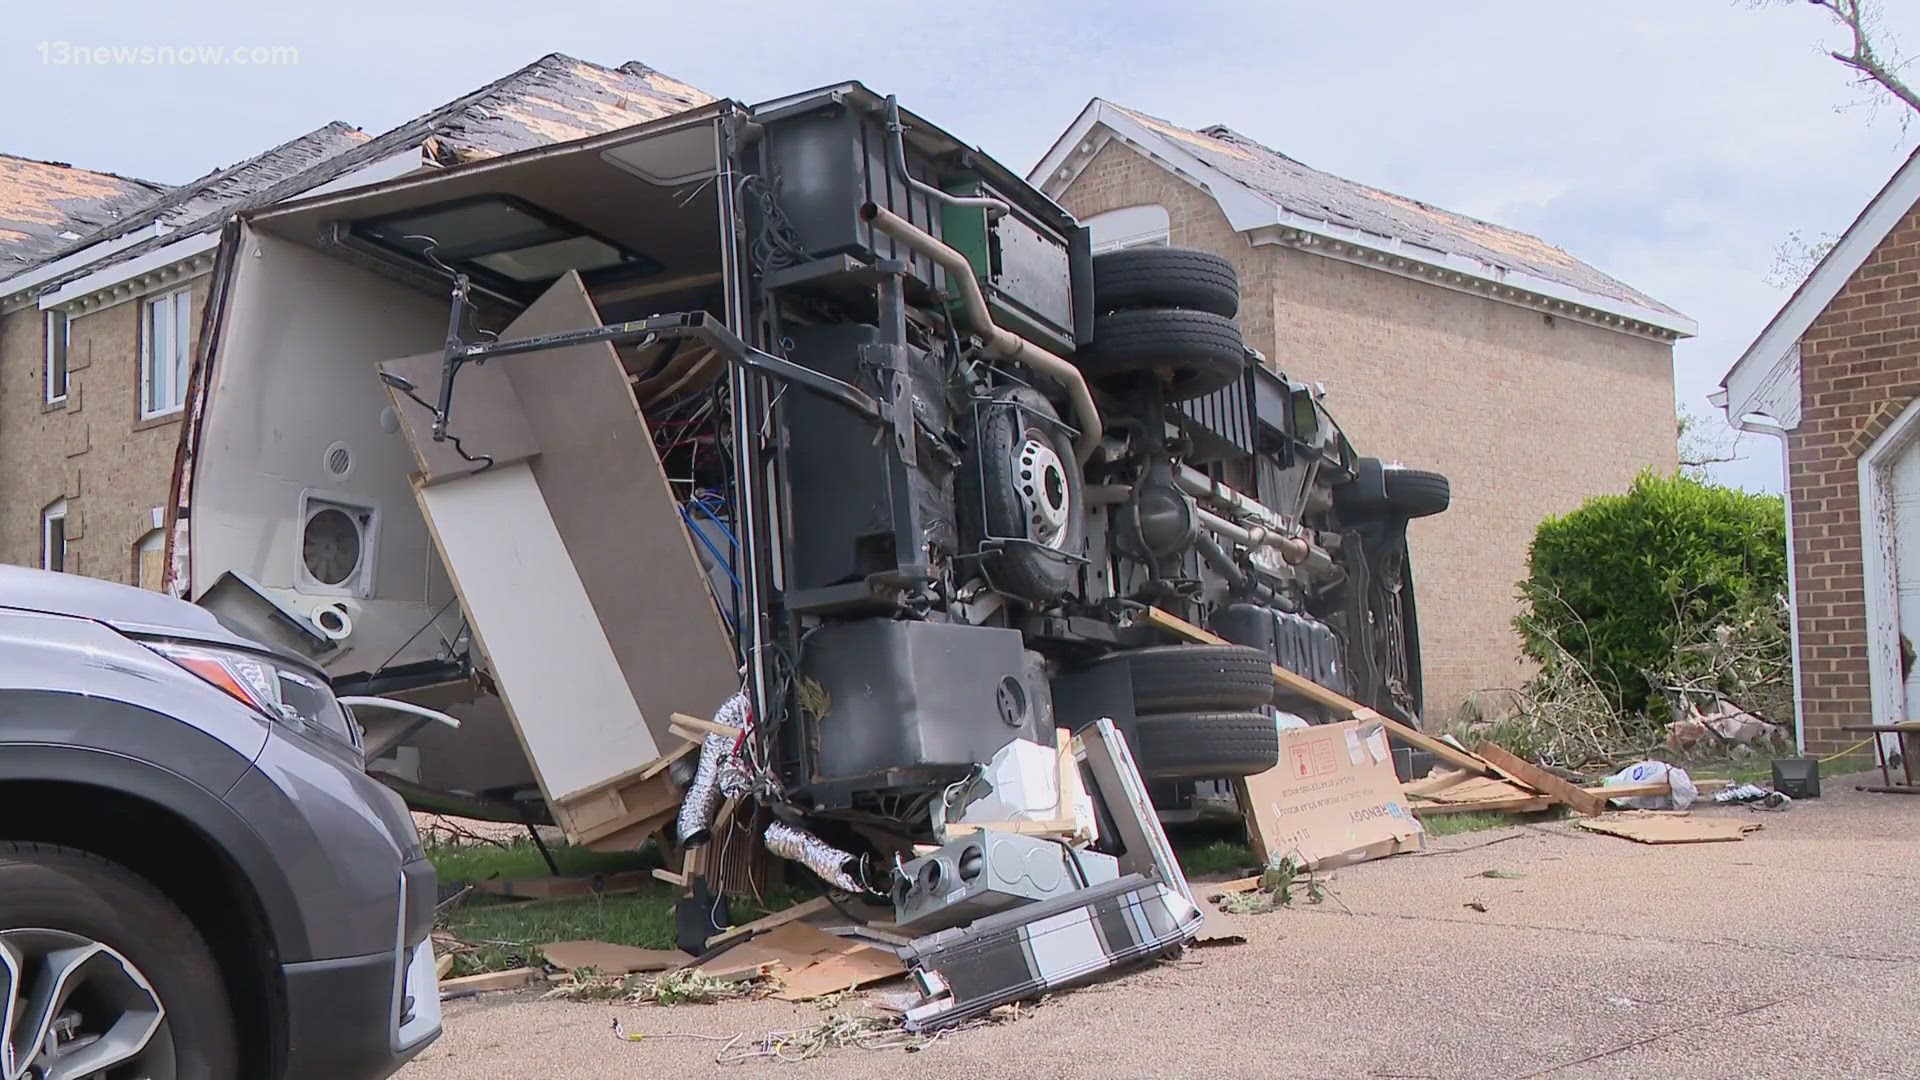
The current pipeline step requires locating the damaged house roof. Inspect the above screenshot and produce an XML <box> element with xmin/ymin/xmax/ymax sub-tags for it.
<box><xmin>8</xmin><ymin>53</ymin><xmax>713</xmax><ymax>298</ymax></box>
<box><xmin>1032</xmin><ymin>100</ymin><xmax>1692</xmax><ymax>337</ymax></box>
<box><xmin>0</xmin><ymin>155</ymin><xmax>169</xmax><ymax>273</ymax></box>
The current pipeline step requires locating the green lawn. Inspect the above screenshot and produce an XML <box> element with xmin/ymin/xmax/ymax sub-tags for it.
<box><xmin>426</xmin><ymin>838</ymin><xmax>655</xmax><ymax>883</ymax></box>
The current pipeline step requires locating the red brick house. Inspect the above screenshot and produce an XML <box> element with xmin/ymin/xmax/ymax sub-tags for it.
<box><xmin>1716</xmin><ymin>147</ymin><xmax>1920</xmax><ymax>760</ymax></box>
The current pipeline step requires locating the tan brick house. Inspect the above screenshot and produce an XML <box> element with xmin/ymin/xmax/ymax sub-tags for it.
<box><xmin>1715</xmin><ymin>146</ymin><xmax>1920</xmax><ymax>759</ymax></box>
<box><xmin>0</xmin><ymin>54</ymin><xmax>709</xmax><ymax>589</ymax></box>
<box><xmin>1033</xmin><ymin>102</ymin><xmax>1694</xmax><ymax>719</ymax></box>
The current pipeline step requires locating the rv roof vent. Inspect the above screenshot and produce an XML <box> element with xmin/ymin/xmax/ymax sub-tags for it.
<box><xmin>324</xmin><ymin>442</ymin><xmax>354</xmax><ymax>480</ymax></box>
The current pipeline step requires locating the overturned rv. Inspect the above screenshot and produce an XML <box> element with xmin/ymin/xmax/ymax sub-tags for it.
<box><xmin>167</xmin><ymin>83</ymin><xmax>1448</xmax><ymax>857</ymax></box>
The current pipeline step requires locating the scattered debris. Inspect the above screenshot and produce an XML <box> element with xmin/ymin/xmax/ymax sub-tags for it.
<box><xmin>1577</xmin><ymin>812</ymin><xmax>1764</xmax><ymax>845</ymax></box>
<box><xmin>1464</xmin><ymin>901</ymin><xmax>1489</xmax><ymax>913</ymax></box>
<box><xmin>541</xmin><ymin>940</ymin><xmax>686</xmax><ymax>975</ymax></box>
<box><xmin>439</xmin><ymin>966</ymin><xmax>540</xmax><ymax>1000</ymax></box>
<box><xmin>1237</xmin><ymin>717</ymin><xmax>1425</xmax><ymax>869</ymax></box>
<box><xmin>1599</xmin><ymin>761</ymin><xmax>1700</xmax><ymax>810</ymax></box>
<box><xmin>1714</xmin><ymin>783</ymin><xmax>1793</xmax><ymax>809</ymax></box>
<box><xmin>469</xmin><ymin>870</ymin><xmax>654</xmax><ymax>901</ymax></box>
<box><xmin>1477</xmin><ymin>869</ymin><xmax>1524</xmax><ymax>880</ymax></box>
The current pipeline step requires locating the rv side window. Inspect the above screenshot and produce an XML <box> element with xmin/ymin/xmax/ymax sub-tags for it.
<box><xmin>142</xmin><ymin>287</ymin><xmax>193</xmax><ymax>418</ymax></box>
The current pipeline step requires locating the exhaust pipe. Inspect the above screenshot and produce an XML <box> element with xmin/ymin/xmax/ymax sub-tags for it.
<box><xmin>860</xmin><ymin>203</ymin><xmax>1103</xmax><ymax>464</ymax></box>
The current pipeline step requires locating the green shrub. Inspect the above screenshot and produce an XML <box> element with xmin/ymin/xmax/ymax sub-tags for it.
<box><xmin>1516</xmin><ymin>471</ymin><xmax>1786</xmax><ymax>716</ymax></box>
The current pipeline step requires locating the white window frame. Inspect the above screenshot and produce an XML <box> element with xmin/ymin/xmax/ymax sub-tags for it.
<box><xmin>1086</xmin><ymin>204</ymin><xmax>1172</xmax><ymax>254</ymax></box>
<box><xmin>45</xmin><ymin>309</ymin><xmax>69</xmax><ymax>404</ymax></box>
<box><xmin>140</xmin><ymin>286</ymin><xmax>194</xmax><ymax>419</ymax></box>
<box><xmin>42</xmin><ymin>499</ymin><xmax>68</xmax><ymax>573</ymax></box>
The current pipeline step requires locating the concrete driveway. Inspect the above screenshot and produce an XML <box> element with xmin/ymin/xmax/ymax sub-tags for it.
<box><xmin>400</xmin><ymin>776</ymin><xmax>1919</xmax><ymax>1079</ymax></box>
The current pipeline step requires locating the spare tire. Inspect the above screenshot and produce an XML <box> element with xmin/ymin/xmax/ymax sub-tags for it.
<box><xmin>1093</xmin><ymin>247</ymin><xmax>1239</xmax><ymax>318</ymax></box>
<box><xmin>1083</xmin><ymin>644</ymin><xmax>1275</xmax><ymax>713</ymax></box>
<box><xmin>956</xmin><ymin>384</ymin><xmax>1085</xmax><ymax>602</ymax></box>
<box><xmin>1133</xmin><ymin>711</ymin><xmax>1279</xmax><ymax>779</ymax></box>
<box><xmin>1077</xmin><ymin>308</ymin><xmax>1247</xmax><ymax>402</ymax></box>
<box><xmin>1336</xmin><ymin>458</ymin><xmax>1451</xmax><ymax>520</ymax></box>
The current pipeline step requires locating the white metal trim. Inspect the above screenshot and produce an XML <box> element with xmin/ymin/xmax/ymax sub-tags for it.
<box><xmin>0</xmin><ymin>222</ymin><xmax>173</xmax><ymax>305</ymax></box>
<box><xmin>40</xmin><ymin>232</ymin><xmax>221</xmax><ymax>312</ymax></box>
<box><xmin>1858</xmin><ymin>395</ymin><xmax>1920</xmax><ymax>748</ymax></box>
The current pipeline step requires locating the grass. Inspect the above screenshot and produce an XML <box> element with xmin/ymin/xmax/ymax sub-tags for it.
<box><xmin>1420</xmin><ymin>810</ymin><xmax>1537</xmax><ymax>837</ymax></box>
<box><xmin>1176</xmin><ymin>837</ymin><xmax>1256</xmax><ymax>877</ymax></box>
<box><xmin>426</xmin><ymin>838</ymin><xmax>655</xmax><ymax>883</ymax></box>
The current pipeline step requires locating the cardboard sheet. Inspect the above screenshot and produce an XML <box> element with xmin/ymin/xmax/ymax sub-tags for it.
<box><xmin>1236</xmin><ymin>718</ymin><xmax>1424</xmax><ymax>869</ymax></box>
<box><xmin>541</xmin><ymin>940</ymin><xmax>685</xmax><ymax>974</ymax></box>
<box><xmin>1577</xmin><ymin>813</ymin><xmax>1762</xmax><ymax>845</ymax></box>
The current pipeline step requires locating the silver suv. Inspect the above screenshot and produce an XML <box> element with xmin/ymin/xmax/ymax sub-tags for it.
<box><xmin>0</xmin><ymin>565</ymin><xmax>441</xmax><ymax>1079</ymax></box>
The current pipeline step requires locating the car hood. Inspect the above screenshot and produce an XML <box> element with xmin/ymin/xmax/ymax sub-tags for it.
<box><xmin>0</xmin><ymin>564</ymin><xmax>277</xmax><ymax>654</ymax></box>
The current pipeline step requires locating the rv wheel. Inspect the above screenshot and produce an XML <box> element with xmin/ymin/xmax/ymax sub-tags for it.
<box><xmin>958</xmin><ymin>385</ymin><xmax>1086</xmax><ymax>603</ymax></box>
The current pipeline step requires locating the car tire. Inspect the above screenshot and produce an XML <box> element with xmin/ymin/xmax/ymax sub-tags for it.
<box><xmin>957</xmin><ymin>384</ymin><xmax>1086</xmax><ymax>603</ymax></box>
<box><xmin>0</xmin><ymin>841</ymin><xmax>239</xmax><ymax>1080</ymax></box>
<box><xmin>1336</xmin><ymin>458</ymin><xmax>1451</xmax><ymax>519</ymax></box>
<box><xmin>1092</xmin><ymin>247</ymin><xmax>1240</xmax><ymax>318</ymax></box>
<box><xmin>1077</xmin><ymin>308</ymin><xmax>1248</xmax><ymax>402</ymax></box>
<box><xmin>1132</xmin><ymin>711</ymin><xmax>1279</xmax><ymax>779</ymax></box>
<box><xmin>1085</xmin><ymin>644</ymin><xmax>1276</xmax><ymax>713</ymax></box>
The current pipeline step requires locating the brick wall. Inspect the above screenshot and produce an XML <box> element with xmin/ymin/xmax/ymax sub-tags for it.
<box><xmin>1061</xmin><ymin>141</ymin><xmax>1680</xmax><ymax>719</ymax></box>
<box><xmin>0</xmin><ymin>275</ymin><xmax>204</xmax><ymax>584</ymax></box>
<box><xmin>1788</xmin><ymin>203</ymin><xmax>1920</xmax><ymax>753</ymax></box>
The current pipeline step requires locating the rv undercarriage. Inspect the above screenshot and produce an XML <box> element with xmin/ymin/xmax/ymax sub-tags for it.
<box><xmin>175</xmin><ymin>83</ymin><xmax>1449</xmax><ymax>871</ymax></box>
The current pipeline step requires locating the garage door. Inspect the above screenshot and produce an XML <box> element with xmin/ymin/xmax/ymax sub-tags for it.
<box><xmin>1895</xmin><ymin>437</ymin><xmax>1920</xmax><ymax>721</ymax></box>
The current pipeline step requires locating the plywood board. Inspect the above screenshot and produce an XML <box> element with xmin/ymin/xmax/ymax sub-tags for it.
<box><xmin>1577</xmin><ymin>813</ymin><xmax>1762</xmax><ymax>845</ymax></box>
<box><xmin>469</xmin><ymin>870</ymin><xmax>653</xmax><ymax>900</ymax></box>
<box><xmin>496</xmin><ymin>274</ymin><xmax>739</xmax><ymax>772</ymax></box>
<box><xmin>414</xmin><ymin>466</ymin><xmax>660</xmax><ymax>805</ymax></box>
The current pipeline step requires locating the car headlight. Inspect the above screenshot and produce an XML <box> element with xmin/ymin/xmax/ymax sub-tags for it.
<box><xmin>146</xmin><ymin>640</ymin><xmax>363</xmax><ymax>754</ymax></box>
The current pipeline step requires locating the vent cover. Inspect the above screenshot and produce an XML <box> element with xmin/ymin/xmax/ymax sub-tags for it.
<box><xmin>324</xmin><ymin>441</ymin><xmax>354</xmax><ymax>480</ymax></box>
<box><xmin>298</xmin><ymin>494</ymin><xmax>376</xmax><ymax>595</ymax></box>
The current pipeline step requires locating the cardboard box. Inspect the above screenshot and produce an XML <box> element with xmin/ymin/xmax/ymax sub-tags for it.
<box><xmin>1235</xmin><ymin>718</ymin><xmax>1424</xmax><ymax>869</ymax></box>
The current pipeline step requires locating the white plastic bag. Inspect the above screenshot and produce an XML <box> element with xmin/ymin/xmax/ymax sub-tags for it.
<box><xmin>1601</xmin><ymin>760</ymin><xmax>1698</xmax><ymax>810</ymax></box>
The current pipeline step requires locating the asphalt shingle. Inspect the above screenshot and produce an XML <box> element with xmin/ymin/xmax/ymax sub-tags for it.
<box><xmin>0</xmin><ymin>155</ymin><xmax>168</xmax><ymax>272</ymax></box>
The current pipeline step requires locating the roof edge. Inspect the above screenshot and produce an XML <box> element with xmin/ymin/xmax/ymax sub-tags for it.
<box><xmin>1032</xmin><ymin>100</ymin><xmax>1695</xmax><ymax>340</ymax></box>
<box><xmin>1720</xmin><ymin>143</ymin><xmax>1920</xmax><ymax>393</ymax></box>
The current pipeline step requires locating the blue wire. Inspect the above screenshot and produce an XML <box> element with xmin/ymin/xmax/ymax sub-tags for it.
<box><xmin>679</xmin><ymin>505</ymin><xmax>741</xmax><ymax>642</ymax></box>
<box><xmin>686</xmin><ymin>497</ymin><xmax>740</xmax><ymax>551</ymax></box>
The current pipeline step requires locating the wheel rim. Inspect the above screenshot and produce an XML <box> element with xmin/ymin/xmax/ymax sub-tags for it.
<box><xmin>0</xmin><ymin>929</ymin><xmax>172</xmax><ymax>1080</ymax></box>
<box><xmin>1012</xmin><ymin>435</ymin><xmax>1071</xmax><ymax>550</ymax></box>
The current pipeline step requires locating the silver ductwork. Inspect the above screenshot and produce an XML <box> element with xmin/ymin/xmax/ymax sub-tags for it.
<box><xmin>763</xmin><ymin>820</ymin><xmax>863</xmax><ymax>892</ymax></box>
<box><xmin>675</xmin><ymin>733</ymin><xmax>733</xmax><ymax>847</ymax></box>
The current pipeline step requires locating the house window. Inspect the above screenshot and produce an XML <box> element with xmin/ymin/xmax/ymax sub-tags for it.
<box><xmin>1086</xmin><ymin>204</ymin><xmax>1172</xmax><ymax>254</ymax></box>
<box><xmin>45</xmin><ymin>310</ymin><xmax>69</xmax><ymax>403</ymax></box>
<box><xmin>42</xmin><ymin>500</ymin><xmax>68</xmax><ymax>573</ymax></box>
<box><xmin>141</xmin><ymin>287</ymin><xmax>194</xmax><ymax>418</ymax></box>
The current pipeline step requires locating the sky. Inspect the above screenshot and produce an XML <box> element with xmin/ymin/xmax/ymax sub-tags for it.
<box><xmin>9</xmin><ymin>1</ymin><xmax>1919</xmax><ymax>493</ymax></box>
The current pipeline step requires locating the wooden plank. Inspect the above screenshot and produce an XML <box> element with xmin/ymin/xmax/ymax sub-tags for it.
<box><xmin>1416</xmin><ymin>776</ymin><xmax>1537</xmax><ymax>804</ymax></box>
<box><xmin>580</xmin><ymin>808</ymin><xmax>676</xmax><ymax>854</ymax></box>
<box><xmin>1139</xmin><ymin>607</ymin><xmax>1492</xmax><ymax>776</ymax></box>
<box><xmin>569</xmin><ymin>777</ymin><xmax>681</xmax><ymax>847</ymax></box>
<box><xmin>1471</xmin><ymin>743</ymin><xmax>1608</xmax><ymax>815</ymax></box>
<box><xmin>439</xmin><ymin>967</ymin><xmax>538</xmax><ymax>996</ymax></box>
<box><xmin>704</xmin><ymin>896</ymin><xmax>832</xmax><ymax>950</ymax></box>
<box><xmin>1578</xmin><ymin>814</ymin><xmax>1762</xmax><ymax>845</ymax></box>
<box><xmin>435</xmin><ymin>952</ymin><xmax>454</xmax><ymax>980</ymax></box>
<box><xmin>469</xmin><ymin>870</ymin><xmax>653</xmax><ymax>901</ymax></box>
<box><xmin>670</xmin><ymin>712</ymin><xmax>744</xmax><ymax>739</ymax></box>
<box><xmin>1412</xmin><ymin>795</ymin><xmax>1553</xmax><ymax>816</ymax></box>
<box><xmin>1404</xmin><ymin>769</ymin><xmax>1475</xmax><ymax>797</ymax></box>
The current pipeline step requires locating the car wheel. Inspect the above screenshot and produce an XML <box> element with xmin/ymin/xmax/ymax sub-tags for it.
<box><xmin>1084</xmin><ymin>644</ymin><xmax>1276</xmax><ymax>713</ymax></box>
<box><xmin>957</xmin><ymin>384</ymin><xmax>1086</xmax><ymax>603</ymax></box>
<box><xmin>0</xmin><ymin>842</ymin><xmax>238</xmax><ymax>1080</ymax></box>
<box><xmin>1092</xmin><ymin>247</ymin><xmax>1240</xmax><ymax>318</ymax></box>
<box><xmin>1132</xmin><ymin>711</ymin><xmax>1279</xmax><ymax>779</ymax></box>
<box><xmin>1077</xmin><ymin>309</ymin><xmax>1247</xmax><ymax>402</ymax></box>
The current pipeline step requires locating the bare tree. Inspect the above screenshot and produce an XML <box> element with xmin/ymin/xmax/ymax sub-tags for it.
<box><xmin>1678</xmin><ymin>405</ymin><xmax>1743</xmax><ymax>479</ymax></box>
<box><xmin>1757</xmin><ymin>0</ymin><xmax>1920</xmax><ymax>117</ymax></box>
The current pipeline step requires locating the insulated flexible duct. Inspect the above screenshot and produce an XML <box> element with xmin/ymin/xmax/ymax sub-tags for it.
<box><xmin>763</xmin><ymin>820</ymin><xmax>863</xmax><ymax>893</ymax></box>
<box><xmin>676</xmin><ymin>732</ymin><xmax>732</xmax><ymax>847</ymax></box>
